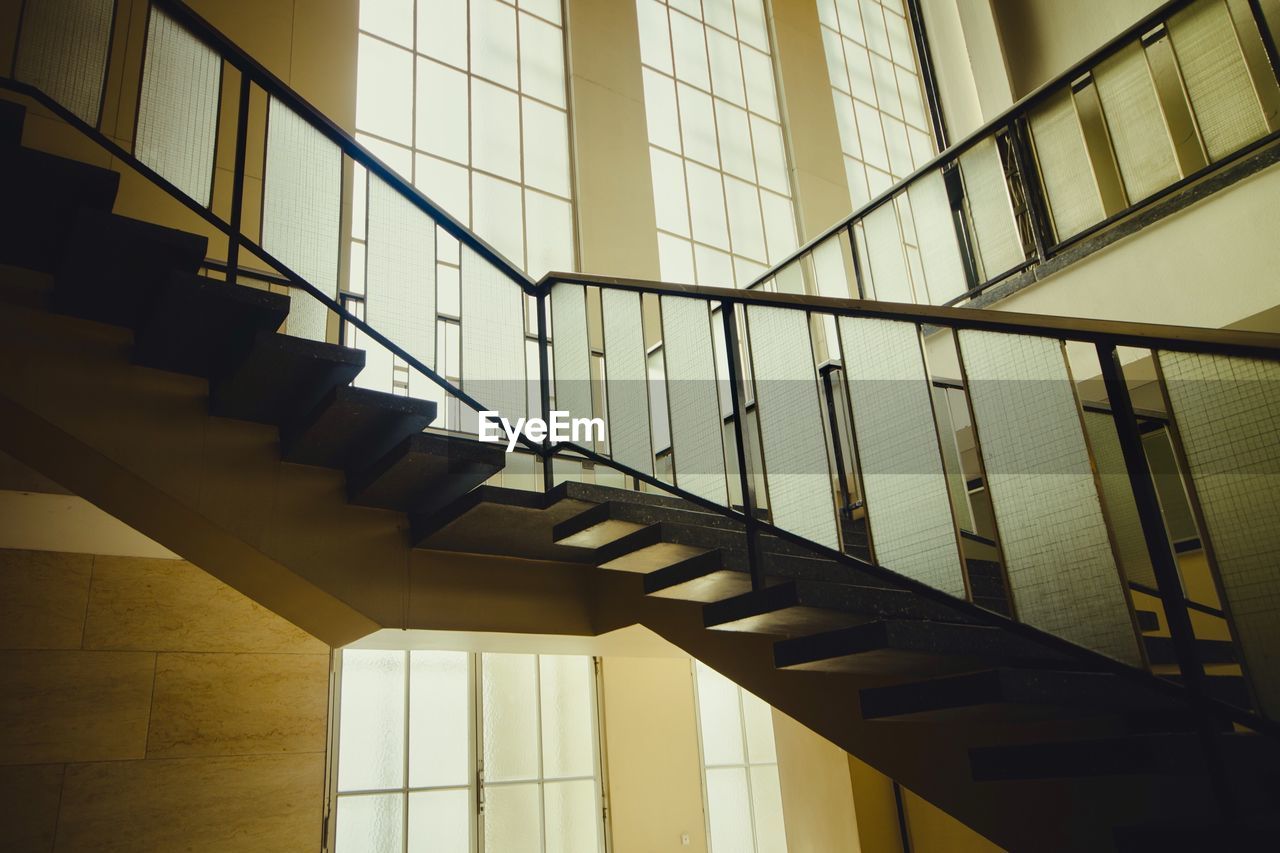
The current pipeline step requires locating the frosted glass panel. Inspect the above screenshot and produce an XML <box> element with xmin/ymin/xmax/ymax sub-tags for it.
<box><xmin>695</xmin><ymin>662</ymin><xmax>744</xmax><ymax>766</ymax></box>
<box><xmin>336</xmin><ymin>794</ymin><xmax>404</xmax><ymax>853</ymax></box>
<box><xmin>600</xmin><ymin>290</ymin><xmax>654</xmax><ymax>474</ymax></box>
<box><xmin>357</xmin><ymin>34</ymin><xmax>413</xmax><ymax>145</ymax></box>
<box><xmin>482</xmin><ymin>653</ymin><xmax>539</xmax><ymax>782</ymax></box>
<box><xmin>135</xmin><ymin>8</ymin><xmax>221</xmax><ymax>206</ymax></box>
<box><xmin>520</xmin><ymin>12</ymin><xmax>567</xmax><ymax>108</ymax></box>
<box><xmin>545</xmin><ymin>779</ymin><xmax>602</xmax><ymax>853</ymax></box>
<box><xmin>959</xmin><ymin>138</ymin><xmax>1024</xmax><ymax>279</ymax></box>
<box><xmin>840</xmin><ymin>318</ymin><xmax>966</xmax><ymax>596</ymax></box>
<box><xmin>1169</xmin><ymin>0</ymin><xmax>1268</xmax><ymax>161</ymax></box>
<box><xmin>539</xmin><ymin>656</ymin><xmax>595</xmax><ymax>779</ymax></box>
<box><xmin>959</xmin><ymin>331</ymin><xmax>1140</xmax><ymax>664</ymax></box>
<box><xmin>907</xmin><ymin>170</ymin><xmax>968</xmax><ymax>304</ymax></box>
<box><xmin>1094</xmin><ymin>43</ymin><xmax>1181</xmax><ymax>203</ymax></box>
<box><xmin>484</xmin><ymin>783</ymin><xmax>540</xmax><ymax>853</ymax></box>
<box><xmin>409</xmin><ymin>651</ymin><xmax>469</xmax><ymax>789</ymax></box>
<box><xmin>417</xmin><ymin>59</ymin><xmax>469</xmax><ymax>163</ymax></box>
<box><xmin>749</xmin><ymin>765</ymin><xmax>787</xmax><ymax>853</ymax></box>
<box><xmin>662</xmin><ymin>298</ymin><xmax>728</xmax><ymax>504</ymax></box>
<box><xmin>746</xmin><ymin>306</ymin><xmax>838</xmax><ymax>549</ymax></box>
<box><xmin>461</xmin><ymin>246</ymin><xmax>527</xmax><ymax>424</ymax></box>
<box><xmin>1030</xmin><ymin>90</ymin><xmax>1106</xmax><ymax>241</ymax></box>
<box><xmin>523</xmin><ymin>99</ymin><xmax>571</xmax><ymax>197</ymax></box>
<box><xmin>14</xmin><ymin>0</ymin><xmax>114</xmax><ymax>126</ymax></box>
<box><xmin>863</xmin><ymin>202</ymin><xmax>913</xmax><ymax>303</ymax></box>
<box><xmin>551</xmin><ymin>285</ymin><xmax>593</xmax><ymax>427</ymax></box>
<box><xmin>263</xmin><ymin>98</ymin><xmax>342</xmax><ymax>342</ymax></box>
<box><xmin>741</xmin><ymin>692</ymin><xmax>776</xmax><ymax>764</ymax></box>
<box><xmin>365</xmin><ymin>176</ymin><xmax>436</xmax><ymax>386</ymax></box>
<box><xmin>1083</xmin><ymin>411</ymin><xmax>1156</xmax><ymax>589</ymax></box>
<box><xmin>408</xmin><ymin>789</ymin><xmax>469</xmax><ymax>853</ymax></box>
<box><xmin>1159</xmin><ymin>350</ymin><xmax>1280</xmax><ymax>713</ymax></box>
<box><xmin>705</xmin><ymin>768</ymin><xmax>755</xmax><ymax>852</ymax></box>
<box><xmin>338</xmin><ymin>651</ymin><xmax>406</xmax><ymax>791</ymax></box>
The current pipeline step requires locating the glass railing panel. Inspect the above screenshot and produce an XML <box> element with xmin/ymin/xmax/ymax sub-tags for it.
<box><xmin>958</xmin><ymin>331</ymin><xmax>1142</xmax><ymax>665</ymax></box>
<box><xmin>660</xmin><ymin>296</ymin><xmax>730</xmax><ymax>505</ymax></box>
<box><xmin>12</xmin><ymin>0</ymin><xmax>114</xmax><ymax>126</ymax></box>
<box><xmin>840</xmin><ymin>318</ymin><xmax>966</xmax><ymax>596</ymax></box>
<box><xmin>1158</xmin><ymin>350</ymin><xmax>1280</xmax><ymax>714</ymax></box>
<box><xmin>1093</xmin><ymin>42</ymin><xmax>1183</xmax><ymax>205</ymax></box>
<box><xmin>1082</xmin><ymin>409</ymin><xmax>1159</xmax><ymax>590</ymax></box>
<box><xmin>905</xmin><ymin>169</ymin><xmax>968</xmax><ymax>305</ymax></box>
<box><xmin>861</xmin><ymin>200</ymin><xmax>913</xmax><ymax>303</ymax></box>
<box><xmin>744</xmin><ymin>306</ymin><xmax>839</xmax><ymax>550</ymax></box>
<box><xmin>460</xmin><ymin>244</ymin><xmax>528</xmax><ymax>426</ymax></box>
<box><xmin>957</xmin><ymin>137</ymin><xmax>1024</xmax><ymax>280</ymax></box>
<box><xmin>1028</xmin><ymin>89</ymin><xmax>1106</xmax><ymax>244</ymax></box>
<box><xmin>262</xmin><ymin>96</ymin><xmax>344</xmax><ymax>342</ymax></box>
<box><xmin>549</xmin><ymin>283</ymin><xmax>592</xmax><ymax>426</ymax></box>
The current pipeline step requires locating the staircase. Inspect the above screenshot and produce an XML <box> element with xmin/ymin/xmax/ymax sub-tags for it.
<box><xmin>3</xmin><ymin>97</ymin><xmax>1280</xmax><ymax>851</ymax></box>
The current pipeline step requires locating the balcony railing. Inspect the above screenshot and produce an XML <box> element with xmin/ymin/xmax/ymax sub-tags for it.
<box><xmin>4</xmin><ymin>0</ymin><xmax>1280</xmax><ymax>752</ymax></box>
<box><xmin>750</xmin><ymin>0</ymin><xmax>1280</xmax><ymax>307</ymax></box>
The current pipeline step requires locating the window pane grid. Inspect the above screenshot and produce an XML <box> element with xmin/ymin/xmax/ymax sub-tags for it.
<box><xmin>640</xmin><ymin>0</ymin><xmax>798</xmax><ymax>287</ymax></box>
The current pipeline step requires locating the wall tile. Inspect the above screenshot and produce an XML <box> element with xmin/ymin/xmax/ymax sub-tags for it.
<box><xmin>147</xmin><ymin>652</ymin><xmax>329</xmax><ymax>758</ymax></box>
<box><xmin>83</xmin><ymin>556</ymin><xmax>327</xmax><ymax>655</ymax></box>
<box><xmin>0</xmin><ymin>549</ymin><xmax>92</xmax><ymax>649</ymax></box>
<box><xmin>56</xmin><ymin>753</ymin><xmax>325</xmax><ymax>853</ymax></box>
<box><xmin>0</xmin><ymin>650</ymin><xmax>154</xmax><ymax>765</ymax></box>
<box><xmin>0</xmin><ymin>763</ymin><xmax>63</xmax><ymax>853</ymax></box>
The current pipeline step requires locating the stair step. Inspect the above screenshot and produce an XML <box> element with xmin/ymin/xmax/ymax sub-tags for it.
<box><xmin>594</xmin><ymin>523</ymin><xmax>710</xmax><ymax>573</ymax></box>
<box><xmin>348</xmin><ymin>431</ymin><xmax>505</xmax><ymax>514</ymax></box>
<box><xmin>0</xmin><ymin>99</ymin><xmax>24</xmax><ymax>146</ymax></box>
<box><xmin>859</xmin><ymin>668</ymin><xmax>1176</xmax><ymax>722</ymax></box>
<box><xmin>1142</xmin><ymin>635</ymin><xmax>1236</xmax><ymax>666</ymax></box>
<box><xmin>644</xmin><ymin>547</ymin><xmax>893</xmax><ymax>603</ymax></box>
<box><xmin>773</xmin><ymin>620</ymin><xmax>1071</xmax><ymax>676</ymax></box>
<box><xmin>553</xmin><ymin>500</ymin><xmax>733</xmax><ymax>549</ymax></box>
<box><xmin>1167</xmin><ymin>673</ymin><xmax>1252</xmax><ymax>708</ymax></box>
<box><xmin>970</xmin><ymin>733</ymin><xmax>1209</xmax><ymax>780</ymax></box>
<box><xmin>0</xmin><ymin>147</ymin><xmax>120</xmax><ymax>271</ymax></box>
<box><xmin>703</xmin><ymin>579</ymin><xmax>979</xmax><ymax>636</ymax></box>
<box><xmin>1114</xmin><ymin>823</ymin><xmax>1280</xmax><ymax>853</ymax></box>
<box><xmin>210</xmin><ymin>330</ymin><xmax>364</xmax><ymax>425</ymax></box>
<box><xmin>54</xmin><ymin>208</ymin><xmax>207</xmax><ymax>327</ymax></box>
<box><xmin>280</xmin><ymin>385</ymin><xmax>436</xmax><ymax>471</ymax></box>
<box><xmin>133</xmin><ymin>272</ymin><xmax>289</xmax><ymax>378</ymax></box>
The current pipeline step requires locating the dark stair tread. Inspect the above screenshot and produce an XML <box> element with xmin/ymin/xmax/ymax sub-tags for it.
<box><xmin>348</xmin><ymin>431</ymin><xmax>505</xmax><ymax>514</ymax></box>
<box><xmin>703</xmin><ymin>579</ymin><xmax>980</xmax><ymax>636</ymax></box>
<box><xmin>593</xmin><ymin>522</ymin><xmax>710</xmax><ymax>573</ymax></box>
<box><xmin>859</xmin><ymin>668</ymin><xmax>1177</xmax><ymax>722</ymax></box>
<box><xmin>0</xmin><ymin>99</ymin><xmax>25</xmax><ymax>146</ymax></box>
<box><xmin>553</xmin><ymin>499</ymin><xmax>736</xmax><ymax>549</ymax></box>
<box><xmin>280</xmin><ymin>384</ymin><xmax>436</xmax><ymax>472</ymax></box>
<box><xmin>1136</xmin><ymin>609</ymin><xmax>1160</xmax><ymax>632</ymax></box>
<box><xmin>644</xmin><ymin>547</ymin><xmax>894</xmax><ymax>603</ymax></box>
<box><xmin>0</xmin><ymin>147</ymin><xmax>120</xmax><ymax>271</ymax></box>
<box><xmin>410</xmin><ymin>484</ymin><xmax>600</xmax><ymax>562</ymax></box>
<box><xmin>1166</xmin><ymin>673</ymin><xmax>1252</xmax><ymax>708</ymax></box>
<box><xmin>773</xmin><ymin>619</ymin><xmax>1072</xmax><ymax>676</ymax></box>
<box><xmin>210</xmin><ymin>330</ymin><xmax>365</xmax><ymax>425</ymax></box>
<box><xmin>1113</xmin><ymin>822</ymin><xmax>1280</xmax><ymax>852</ymax></box>
<box><xmin>54</xmin><ymin>208</ymin><xmax>207</xmax><ymax>327</ymax></box>
<box><xmin>133</xmin><ymin>272</ymin><xmax>289</xmax><ymax>378</ymax></box>
<box><xmin>1142</xmin><ymin>635</ymin><xmax>1237</xmax><ymax>666</ymax></box>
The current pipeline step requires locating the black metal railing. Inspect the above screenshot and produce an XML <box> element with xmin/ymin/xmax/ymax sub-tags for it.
<box><xmin>5</xmin><ymin>0</ymin><xmax>1280</xmax><ymax>769</ymax></box>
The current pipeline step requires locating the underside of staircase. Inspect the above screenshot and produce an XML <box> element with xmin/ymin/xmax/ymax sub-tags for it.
<box><xmin>2</xmin><ymin>96</ymin><xmax>1277</xmax><ymax>852</ymax></box>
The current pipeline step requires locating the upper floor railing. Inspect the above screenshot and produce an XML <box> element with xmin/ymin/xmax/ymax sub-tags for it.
<box><xmin>748</xmin><ymin>0</ymin><xmax>1280</xmax><ymax>307</ymax></box>
<box><xmin>5</xmin><ymin>0</ymin><xmax>1280</xmax><ymax>751</ymax></box>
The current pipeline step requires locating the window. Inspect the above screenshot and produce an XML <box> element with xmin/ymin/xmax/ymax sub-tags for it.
<box><xmin>331</xmin><ymin>650</ymin><xmax>606</xmax><ymax>853</ymax></box>
<box><xmin>693</xmin><ymin>661</ymin><xmax>788</xmax><ymax>852</ymax></box>
<box><xmin>637</xmin><ymin>0</ymin><xmax>799</xmax><ymax>288</ymax></box>
<box><xmin>351</xmin><ymin>1</ymin><xmax>574</xmax><ymax>423</ymax></box>
<box><xmin>816</xmin><ymin>0</ymin><xmax>936</xmax><ymax>208</ymax></box>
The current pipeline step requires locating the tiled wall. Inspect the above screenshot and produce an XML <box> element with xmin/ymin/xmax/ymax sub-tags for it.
<box><xmin>0</xmin><ymin>548</ymin><xmax>330</xmax><ymax>852</ymax></box>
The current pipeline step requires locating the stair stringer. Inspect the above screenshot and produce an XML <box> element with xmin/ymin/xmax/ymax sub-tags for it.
<box><xmin>0</xmin><ymin>265</ymin><xmax>598</xmax><ymax>646</ymax></box>
<box><xmin>586</xmin><ymin>570</ymin><xmax>1221</xmax><ymax>853</ymax></box>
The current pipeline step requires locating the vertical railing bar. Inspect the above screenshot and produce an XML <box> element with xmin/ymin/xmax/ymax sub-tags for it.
<box><xmin>1096</xmin><ymin>343</ymin><xmax>1235</xmax><ymax>819</ymax></box>
<box><xmin>537</xmin><ymin>287</ymin><xmax>554</xmax><ymax>491</ymax></box>
<box><xmin>226</xmin><ymin>73</ymin><xmax>250</xmax><ymax>286</ymax></box>
<box><xmin>819</xmin><ymin>364</ymin><xmax>852</xmax><ymax>514</ymax></box>
<box><xmin>1248</xmin><ymin>0</ymin><xmax>1280</xmax><ymax>85</ymax></box>
<box><xmin>1006</xmin><ymin>117</ymin><xmax>1055</xmax><ymax>264</ymax></box>
<box><xmin>721</xmin><ymin>303</ymin><xmax>763</xmax><ymax>590</ymax></box>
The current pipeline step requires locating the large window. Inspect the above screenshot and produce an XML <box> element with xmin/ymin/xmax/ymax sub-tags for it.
<box><xmin>693</xmin><ymin>661</ymin><xmax>788</xmax><ymax>853</ymax></box>
<box><xmin>816</xmin><ymin>0</ymin><xmax>936</xmax><ymax>208</ymax></box>
<box><xmin>636</xmin><ymin>0</ymin><xmax>799</xmax><ymax>288</ymax></box>
<box><xmin>331</xmin><ymin>650</ymin><xmax>606</xmax><ymax>853</ymax></box>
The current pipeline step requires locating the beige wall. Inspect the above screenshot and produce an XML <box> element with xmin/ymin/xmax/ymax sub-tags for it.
<box><xmin>0</xmin><ymin>547</ymin><xmax>329</xmax><ymax>852</ymax></box>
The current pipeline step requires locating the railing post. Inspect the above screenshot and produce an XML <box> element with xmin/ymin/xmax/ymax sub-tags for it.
<box><xmin>226</xmin><ymin>73</ymin><xmax>250</xmax><ymax>286</ymax></box>
<box><xmin>1248</xmin><ymin>0</ymin><xmax>1280</xmax><ymax>87</ymax></box>
<box><xmin>1007</xmin><ymin>117</ymin><xmax>1055</xmax><ymax>263</ymax></box>
<box><xmin>536</xmin><ymin>287</ymin><xmax>554</xmax><ymax>491</ymax></box>
<box><xmin>819</xmin><ymin>363</ymin><xmax>853</xmax><ymax>514</ymax></box>
<box><xmin>1097</xmin><ymin>343</ymin><xmax>1235</xmax><ymax>817</ymax></box>
<box><xmin>720</xmin><ymin>303</ymin><xmax>764</xmax><ymax>591</ymax></box>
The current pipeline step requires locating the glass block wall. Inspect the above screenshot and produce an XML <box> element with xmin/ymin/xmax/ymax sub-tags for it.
<box><xmin>636</xmin><ymin>0</ymin><xmax>800</xmax><ymax>287</ymax></box>
<box><xmin>815</xmin><ymin>0</ymin><xmax>936</xmax><ymax>210</ymax></box>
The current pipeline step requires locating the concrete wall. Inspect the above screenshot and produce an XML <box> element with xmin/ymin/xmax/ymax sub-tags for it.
<box><xmin>0</xmin><ymin>546</ymin><xmax>330</xmax><ymax>852</ymax></box>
